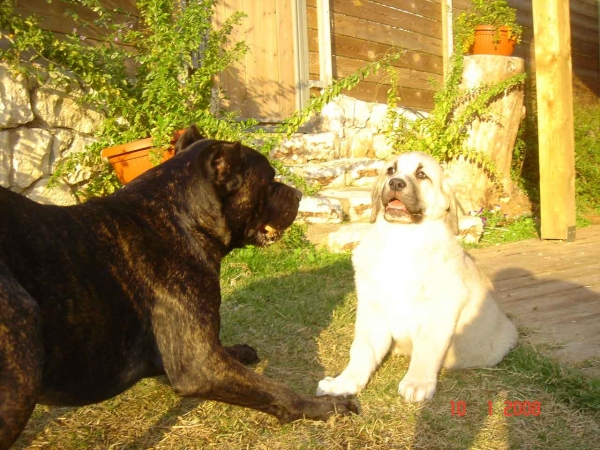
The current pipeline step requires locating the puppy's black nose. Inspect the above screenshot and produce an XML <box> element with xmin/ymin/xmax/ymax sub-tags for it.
<box><xmin>389</xmin><ymin>178</ymin><xmax>406</xmax><ymax>191</ymax></box>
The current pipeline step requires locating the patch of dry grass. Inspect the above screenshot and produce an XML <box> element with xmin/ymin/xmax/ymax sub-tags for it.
<box><xmin>15</xmin><ymin>245</ymin><xmax>600</xmax><ymax>449</ymax></box>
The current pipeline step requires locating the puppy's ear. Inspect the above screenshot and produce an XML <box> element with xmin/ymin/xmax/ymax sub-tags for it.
<box><xmin>370</xmin><ymin>174</ymin><xmax>384</xmax><ymax>223</ymax></box>
<box><xmin>210</xmin><ymin>141</ymin><xmax>245</xmax><ymax>193</ymax></box>
<box><xmin>175</xmin><ymin>124</ymin><xmax>204</xmax><ymax>153</ymax></box>
<box><xmin>442</xmin><ymin>177</ymin><xmax>459</xmax><ymax>235</ymax></box>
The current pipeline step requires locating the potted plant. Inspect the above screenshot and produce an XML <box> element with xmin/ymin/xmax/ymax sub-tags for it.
<box><xmin>100</xmin><ymin>129</ymin><xmax>186</xmax><ymax>184</ymax></box>
<box><xmin>455</xmin><ymin>0</ymin><xmax>523</xmax><ymax>56</ymax></box>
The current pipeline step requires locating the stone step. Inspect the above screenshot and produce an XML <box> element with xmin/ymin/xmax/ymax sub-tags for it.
<box><xmin>296</xmin><ymin>187</ymin><xmax>373</xmax><ymax>224</ymax></box>
<box><xmin>305</xmin><ymin>221</ymin><xmax>372</xmax><ymax>252</ymax></box>
<box><xmin>286</xmin><ymin>158</ymin><xmax>384</xmax><ymax>189</ymax></box>
<box><xmin>304</xmin><ymin>215</ymin><xmax>485</xmax><ymax>253</ymax></box>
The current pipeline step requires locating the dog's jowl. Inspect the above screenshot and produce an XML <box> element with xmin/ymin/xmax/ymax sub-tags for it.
<box><xmin>0</xmin><ymin>126</ymin><xmax>357</xmax><ymax>449</ymax></box>
<box><xmin>317</xmin><ymin>151</ymin><xmax>518</xmax><ymax>403</ymax></box>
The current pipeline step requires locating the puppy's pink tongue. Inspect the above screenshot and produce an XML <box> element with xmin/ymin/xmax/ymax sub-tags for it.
<box><xmin>388</xmin><ymin>200</ymin><xmax>405</xmax><ymax>209</ymax></box>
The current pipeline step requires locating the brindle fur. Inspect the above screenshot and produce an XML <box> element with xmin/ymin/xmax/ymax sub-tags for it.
<box><xmin>0</xmin><ymin>126</ymin><xmax>357</xmax><ymax>448</ymax></box>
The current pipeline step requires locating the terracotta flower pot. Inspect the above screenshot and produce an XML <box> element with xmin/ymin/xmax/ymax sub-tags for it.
<box><xmin>470</xmin><ymin>25</ymin><xmax>516</xmax><ymax>56</ymax></box>
<box><xmin>101</xmin><ymin>129</ymin><xmax>185</xmax><ymax>184</ymax></box>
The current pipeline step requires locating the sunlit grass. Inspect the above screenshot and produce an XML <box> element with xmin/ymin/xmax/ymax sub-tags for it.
<box><xmin>14</xmin><ymin>242</ymin><xmax>599</xmax><ymax>449</ymax></box>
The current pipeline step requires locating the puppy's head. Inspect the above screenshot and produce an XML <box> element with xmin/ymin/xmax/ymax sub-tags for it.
<box><xmin>370</xmin><ymin>152</ymin><xmax>458</xmax><ymax>234</ymax></box>
<box><xmin>173</xmin><ymin>125</ymin><xmax>302</xmax><ymax>248</ymax></box>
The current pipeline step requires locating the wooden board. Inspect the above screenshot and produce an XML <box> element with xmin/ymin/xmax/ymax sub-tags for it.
<box><xmin>472</xmin><ymin>225</ymin><xmax>600</xmax><ymax>370</ymax></box>
<box><xmin>15</xmin><ymin>0</ymin><xmax>138</xmax><ymax>43</ymax></box>
<box><xmin>213</xmin><ymin>0</ymin><xmax>297</xmax><ymax>121</ymax></box>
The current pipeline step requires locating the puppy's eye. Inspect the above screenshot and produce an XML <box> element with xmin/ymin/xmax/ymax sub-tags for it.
<box><xmin>416</xmin><ymin>170</ymin><xmax>428</xmax><ymax>180</ymax></box>
<box><xmin>387</xmin><ymin>166</ymin><xmax>395</xmax><ymax>175</ymax></box>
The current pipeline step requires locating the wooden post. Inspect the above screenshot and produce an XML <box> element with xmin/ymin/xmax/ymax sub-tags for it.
<box><xmin>316</xmin><ymin>0</ymin><xmax>332</xmax><ymax>87</ymax></box>
<box><xmin>292</xmin><ymin>0</ymin><xmax>310</xmax><ymax>109</ymax></box>
<box><xmin>441</xmin><ymin>0</ymin><xmax>453</xmax><ymax>78</ymax></box>
<box><xmin>532</xmin><ymin>0</ymin><xmax>576</xmax><ymax>241</ymax></box>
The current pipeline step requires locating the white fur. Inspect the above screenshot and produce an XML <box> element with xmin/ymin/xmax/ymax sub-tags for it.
<box><xmin>317</xmin><ymin>152</ymin><xmax>518</xmax><ymax>403</ymax></box>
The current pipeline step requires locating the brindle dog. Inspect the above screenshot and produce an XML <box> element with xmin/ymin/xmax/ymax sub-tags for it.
<box><xmin>0</xmin><ymin>126</ymin><xmax>357</xmax><ymax>448</ymax></box>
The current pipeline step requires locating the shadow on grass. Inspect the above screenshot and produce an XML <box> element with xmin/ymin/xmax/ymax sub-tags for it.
<box><xmin>408</xmin><ymin>266</ymin><xmax>600</xmax><ymax>449</ymax></box>
<box><xmin>218</xmin><ymin>257</ymin><xmax>355</xmax><ymax>391</ymax></box>
<box><xmin>122</xmin><ymin>391</ymin><xmax>203</xmax><ymax>450</ymax></box>
<box><xmin>13</xmin><ymin>254</ymin><xmax>354</xmax><ymax>448</ymax></box>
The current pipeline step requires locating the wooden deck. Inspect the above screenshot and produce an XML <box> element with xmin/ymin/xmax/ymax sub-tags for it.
<box><xmin>472</xmin><ymin>225</ymin><xmax>600</xmax><ymax>377</ymax></box>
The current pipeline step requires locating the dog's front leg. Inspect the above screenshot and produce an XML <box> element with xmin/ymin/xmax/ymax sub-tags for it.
<box><xmin>152</xmin><ymin>287</ymin><xmax>357</xmax><ymax>423</ymax></box>
<box><xmin>317</xmin><ymin>299</ymin><xmax>392</xmax><ymax>397</ymax></box>
<box><xmin>223</xmin><ymin>343</ymin><xmax>260</xmax><ymax>365</ymax></box>
<box><xmin>398</xmin><ymin>311</ymin><xmax>458</xmax><ymax>403</ymax></box>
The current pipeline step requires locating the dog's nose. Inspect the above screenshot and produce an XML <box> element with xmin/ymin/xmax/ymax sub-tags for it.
<box><xmin>389</xmin><ymin>178</ymin><xmax>406</xmax><ymax>191</ymax></box>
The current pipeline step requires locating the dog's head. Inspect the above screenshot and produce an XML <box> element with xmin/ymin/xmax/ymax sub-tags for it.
<box><xmin>370</xmin><ymin>152</ymin><xmax>459</xmax><ymax>234</ymax></box>
<box><xmin>168</xmin><ymin>125</ymin><xmax>302</xmax><ymax>248</ymax></box>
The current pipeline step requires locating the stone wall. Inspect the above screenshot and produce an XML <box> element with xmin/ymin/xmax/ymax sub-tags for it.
<box><xmin>274</xmin><ymin>95</ymin><xmax>421</xmax><ymax>191</ymax></box>
<box><xmin>0</xmin><ymin>63</ymin><xmax>103</xmax><ymax>205</ymax></box>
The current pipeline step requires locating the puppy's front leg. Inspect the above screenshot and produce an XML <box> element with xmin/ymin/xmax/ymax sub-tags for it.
<box><xmin>398</xmin><ymin>314</ymin><xmax>457</xmax><ymax>403</ymax></box>
<box><xmin>317</xmin><ymin>300</ymin><xmax>392</xmax><ymax>397</ymax></box>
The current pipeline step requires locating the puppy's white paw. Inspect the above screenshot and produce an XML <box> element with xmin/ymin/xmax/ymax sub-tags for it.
<box><xmin>316</xmin><ymin>376</ymin><xmax>360</xmax><ymax>397</ymax></box>
<box><xmin>398</xmin><ymin>375</ymin><xmax>437</xmax><ymax>403</ymax></box>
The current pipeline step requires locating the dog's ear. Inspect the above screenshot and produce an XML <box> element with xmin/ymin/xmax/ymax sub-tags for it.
<box><xmin>175</xmin><ymin>124</ymin><xmax>204</xmax><ymax>153</ymax></box>
<box><xmin>370</xmin><ymin>174</ymin><xmax>384</xmax><ymax>223</ymax></box>
<box><xmin>210</xmin><ymin>141</ymin><xmax>245</xmax><ymax>193</ymax></box>
<box><xmin>442</xmin><ymin>177</ymin><xmax>459</xmax><ymax>235</ymax></box>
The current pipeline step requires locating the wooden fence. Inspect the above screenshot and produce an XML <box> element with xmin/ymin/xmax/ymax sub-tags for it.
<box><xmin>10</xmin><ymin>0</ymin><xmax>600</xmax><ymax>121</ymax></box>
<box><xmin>307</xmin><ymin>0</ymin><xmax>444</xmax><ymax>112</ymax></box>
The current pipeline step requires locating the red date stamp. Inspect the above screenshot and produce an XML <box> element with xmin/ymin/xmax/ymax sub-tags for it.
<box><xmin>450</xmin><ymin>400</ymin><xmax>541</xmax><ymax>417</ymax></box>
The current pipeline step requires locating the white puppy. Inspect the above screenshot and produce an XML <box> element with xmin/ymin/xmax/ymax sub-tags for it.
<box><xmin>317</xmin><ymin>152</ymin><xmax>518</xmax><ymax>403</ymax></box>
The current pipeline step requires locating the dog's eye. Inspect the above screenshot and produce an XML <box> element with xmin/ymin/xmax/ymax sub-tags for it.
<box><xmin>416</xmin><ymin>170</ymin><xmax>428</xmax><ymax>180</ymax></box>
<box><xmin>387</xmin><ymin>166</ymin><xmax>395</xmax><ymax>175</ymax></box>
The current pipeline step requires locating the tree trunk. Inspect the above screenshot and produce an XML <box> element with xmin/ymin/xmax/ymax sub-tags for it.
<box><xmin>445</xmin><ymin>55</ymin><xmax>528</xmax><ymax>215</ymax></box>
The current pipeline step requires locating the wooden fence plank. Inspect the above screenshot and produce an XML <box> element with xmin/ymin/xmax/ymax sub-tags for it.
<box><xmin>344</xmin><ymin>82</ymin><xmax>435</xmax><ymax>111</ymax></box>
<box><xmin>331</xmin><ymin>14</ymin><xmax>444</xmax><ymax>57</ymax></box>
<box><xmin>332</xmin><ymin>55</ymin><xmax>442</xmax><ymax>91</ymax></box>
<box><xmin>276</xmin><ymin>0</ymin><xmax>297</xmax><ymax>117</ymax></box>
<box><xmin>309</xmin><ymin>31</ymin><xmax>443</xmax><ymax>75</ymax></box>
<box><xmin>331</xmin><ymin>0</ymin><xmax>442</xmax><ymax>40</ymax></box>
<box><xmin>15</xmin><ymin>0</ymin><xmax>138</xmax><ymax>42</ymax></box>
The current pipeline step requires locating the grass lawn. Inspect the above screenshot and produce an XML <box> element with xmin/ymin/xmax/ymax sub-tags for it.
<box><xmin>15</xmin><ymin>240</ymin><xmax>600</xmax><ymax>450</ymax></box>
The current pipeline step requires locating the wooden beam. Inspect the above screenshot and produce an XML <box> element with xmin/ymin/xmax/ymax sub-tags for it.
<box><xmin>532</xmin><ymin>0</ymin><xmax>576</xmax><ymax>241</ymax></box>
<box><xmin>315</xmin><ymin>0</ymin><xmax>332</xmax><ymax>87</ymax></box>
<box><xmin>441</xmin><ymin>0</ymin><xmax>453</xmax><ymax>78</ymax></box>
<box><xmin>292</xmin><ymin>0</ymin><xmax>310</xmax><ymax>109</ymax></box>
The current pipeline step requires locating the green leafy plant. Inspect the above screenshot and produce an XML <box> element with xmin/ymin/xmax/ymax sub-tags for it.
<box><xmin>1</xmin><ymin>0</ymin><xmax>254</xmax><ymax>198</ymax></box>
<box><xmin>384</xmin><ymin>53</ymin><xmax>526</xmax><ymax>176</ymax></box>
<box><xmin>1</xmin><ymin>0</ymin><xmax>403</xmax><ymax>199</ymax></box>
<box><xmin>454</xmin><ymin>0</ymin><xmax>523</xmax><ymax>55</ymax></box>
<box><xmin>573</xmin><ymin>100</ymin><xmax>600</xmax><ymax>217</ymax></box>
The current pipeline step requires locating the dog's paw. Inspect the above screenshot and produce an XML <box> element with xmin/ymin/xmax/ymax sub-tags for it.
<box><xmin>316</xmin><ymin>376</ymin><xmax>360</xmax><ymax>397</ymax></box>
<box><xmin>225</xmin><ymin>344</ymin><xmax>260</xmax><ymax>365</ymax></box>
<box><xmin>398</xmin><ymin>375</ymin><xmax>437</xmax><ymax>403</ymax></box>
<box><xmin>319</xmin><ymin>395</ymin><xmax>361</xmax><ymax>417</ymax></box>
<box><xmin>279</xmin><ymin>395</ymin><xmax>360</xmax><ymax>423</ymax></box>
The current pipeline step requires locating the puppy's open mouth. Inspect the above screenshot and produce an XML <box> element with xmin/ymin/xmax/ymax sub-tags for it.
<box><xmin>385</xmin><ymin>199</ymin><xmax>409</xmax><ymax>217</ymax></box>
